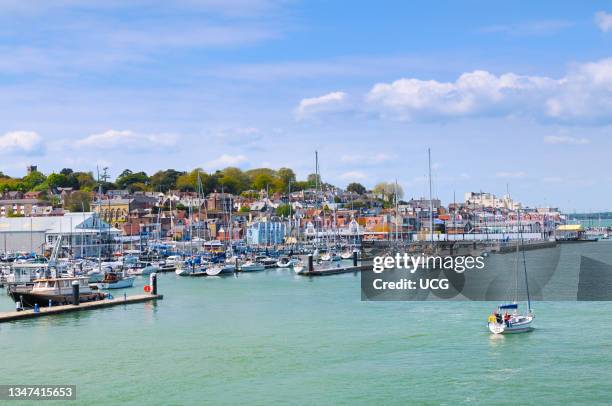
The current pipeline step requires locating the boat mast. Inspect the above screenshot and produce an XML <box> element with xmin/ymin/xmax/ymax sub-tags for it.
<box><xmin>516</xmin><ymin>207</ymin><xmax>532</xmax><ymax>311</ymax></box>
<box><xmin>428</xmin><ymin>148</ymin><xmax>433</xmax><ymax>245</ymax></box>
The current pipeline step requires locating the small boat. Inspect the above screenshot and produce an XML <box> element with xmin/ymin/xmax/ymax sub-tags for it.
<box><xmin>9</xmin><ymin>276</ymin><xmax>106</xmax><ymax>308</ymax></box>
<box><xmin>86</xmin><ymin>269</ymin><xmax>105</xmax><ymax>283</ymax></box>
<box><xmin>487</xmin><ymin>209</ymin><xmax>534</xmax><ymax>335</ymax></box>
<box><xmin>93</xmin><ymin>272</ymin><xmax>135</xmax><ymax>289</ymax></box>
<box><xmin>127</xmin><ymin>262</ymin><xmax>159</xmax><ymax>276</ymax></box>
<box><xmin>340</xmin><ymin>250</ymin><xmax>353</xmax><ymax>260</ymax></box>
<box><xmin>276</xmin><ymin>257</ymin><xmax>298</xmax><ymax>268</ymax></box>
<box><xmin>487</xmin><ymin>303</ymin><xmax>534</xmax><ymax>334</ymax></box>
<box><xmin>240</xmin><ymin>261</ymin><xmax>265</xmax><ymax>272</ymax></box>
<box><xmin>293</xmin><ymin>263</ymin><xmax>307</xmax><ymax>275</ymax></box>
<box><xmin>257</xmin><ymin>256</ymin><xmax>278</xmax><ymax>268</ymax></box>
<box><xmin>206</xmin><ymin>264</ymin><xmax>236</xmax><ymax>276</ymax></box>
<box><xmin>320</xmin><ymin>251</ymin><xmax>341</xmax><ymax>262</ymax></box>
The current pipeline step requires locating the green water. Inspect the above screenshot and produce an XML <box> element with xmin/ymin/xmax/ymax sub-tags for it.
<box><xmin>1</xmin><ymin>254</ymin><xmax>612</xmax><ymax>405</ymax></box>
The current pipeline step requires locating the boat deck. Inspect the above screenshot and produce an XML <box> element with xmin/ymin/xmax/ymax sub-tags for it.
<box><xmin>0</xmin><ymin>293</ymin><xmax>163</xmax><ymax>323</ymax></box>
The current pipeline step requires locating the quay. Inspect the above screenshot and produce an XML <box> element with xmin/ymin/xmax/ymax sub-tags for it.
<box><xmin>304</xmin><ymin>262</ymin><xmax>372</xmax><ymax>276</ymax></box>
<box><xmin>494</xmin><ymin>239</ymin><xmax>557</xmax><ymax>253</ymax></box>
<box><xmin>0</xmin><ymin>293</ymin><xmax>163</xmax><ymax>323</ymax></box>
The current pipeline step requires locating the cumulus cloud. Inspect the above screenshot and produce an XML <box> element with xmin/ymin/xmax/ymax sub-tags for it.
<box><xmin>0</xmin><ymin>131</ymin><xmax>44</xmax><ymax>155</ymax></box>
<box><xmin>366</xmin><ymin>58</ymin><xmax>612</xmax><ymax>123</ymax></box>
<box><xmin>367</xmin><ymin>70</ymin><xmax>558</xmax><ymax>120</ymax></box>
<box><xmin>544</xmin><ymin>135</ymin><xmax>590</xmax><ymax>145</ymax></box>
<box><xmin>295</xmin><ymin>91</ymin><xmax>348</xmax><ymax>119</ymax></box>
<box><xmin>205</xmin><ymin>154</ymin><xmax>248</xmax><ymax>169</ymax></box>
<box><xmin>595</xmin><ymin>11</ymin><xmax>612</xmax><ymax>32</ymax></box>
<box><xmin>75</xmin><ymin>129</ymin><xmax>178</xmax><ymax>150</ymax></box>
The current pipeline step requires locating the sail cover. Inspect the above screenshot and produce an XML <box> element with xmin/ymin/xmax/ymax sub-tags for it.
<box><xmin>499</xmin><ymin>303</ymin><xmax>518</xmax><ymax>309</ymax></box>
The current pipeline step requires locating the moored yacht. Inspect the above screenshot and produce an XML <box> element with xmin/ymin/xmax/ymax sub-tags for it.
<box><xmin>9</xmin><ymin>276</ymin><xmax>106</xmax><ymax>308</ymax></box>
<box><xmin>92</xmin><ymin>272</ymin><xmax>135</xmax><ymax>289</ymax></box>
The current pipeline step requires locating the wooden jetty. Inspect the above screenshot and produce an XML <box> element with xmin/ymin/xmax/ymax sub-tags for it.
<box><xmin>0</xmin><ymin>293</ymin><xmax>163</xmax><ymax>324</ymax></box>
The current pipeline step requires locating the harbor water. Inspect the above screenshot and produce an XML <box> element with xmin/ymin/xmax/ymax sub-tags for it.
<box><xmin>1</xmin><ymin>245</ymin><xmax>612</xmax><ymax>405</ymax></box>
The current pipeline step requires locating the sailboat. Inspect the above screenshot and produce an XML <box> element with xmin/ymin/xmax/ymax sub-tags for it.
<box><xmin>487</xmin><ymin>209</ymin><xmax>534</xmax><ymax>334</ymax></box>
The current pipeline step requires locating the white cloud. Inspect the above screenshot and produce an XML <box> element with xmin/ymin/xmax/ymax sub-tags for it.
<box><xmin>75</xmin><ymin>130</ymin><xmax>178</xmax><ymax>150</ymax></box>
<box><xmin>595</xmin><ymin>11</ymin><xmax>612</xmax><ymax>32</ymax></box>
<box><xmin>205</xmin><ymin>154</ymin><xmax>248</xmax><ymax>169</ymax></box>
<box><xmin>496</xmin><ymin>171</ymin><xmax>527</xmax><ymax>179</ymax></box>
<box><xmin>366</xmin><ymin>57</ymin><xmax>612</xmax><ymax>123</ymax></box>
<box><xmin>295</xmin><ymin>91</ymin><xmax>348</xmax><ymax>119</ymax></box>
<box><xmin>0</xmin><ymin>131</ymin><xmax>44</xmax><ymax>154</ymax></box>
<box><xmin>367</xmin><ymin>70</ymin><xmax>558</xmax><ymax>120</ymax></box>
<box><xmin>338</xmin><ymin>171</ymin><xmax>367</xmax><ymax>181</ymax></box>
<box><xmin>543</xmin><ymin>135</ymin><xmax>590</xmax><ymax>145</ymax></box>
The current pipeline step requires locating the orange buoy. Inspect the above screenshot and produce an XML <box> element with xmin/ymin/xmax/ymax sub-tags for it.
<box><xmin>144</xmin><ymin>285</ymin><xmax>151</xmax><ymax>293</ymax></box>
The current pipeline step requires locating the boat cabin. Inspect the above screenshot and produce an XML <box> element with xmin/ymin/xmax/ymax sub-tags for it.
<box><xmin>32</xmin><ymin>277</ymin><xmax>91</xmax><ymax>294</ymax></box>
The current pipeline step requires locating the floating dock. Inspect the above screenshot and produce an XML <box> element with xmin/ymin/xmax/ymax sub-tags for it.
<box><xmin>0</xmin><ymin>293</ymin><xmax>163</xmax><ymax>323</ymax></box>
<box><xmin>301</xmin><ymin>262</ymin><xmax>372</xmax><ymax>276</ymax></box>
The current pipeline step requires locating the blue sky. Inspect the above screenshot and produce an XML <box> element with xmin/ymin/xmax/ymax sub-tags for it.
<box><xmin>1</xmin><ymin>0</ymin><xmax>611</xmax><ymax>211</ymax></box>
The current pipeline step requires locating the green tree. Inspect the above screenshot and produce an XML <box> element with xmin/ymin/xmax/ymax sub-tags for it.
<box><xmin>22</xmin><ymin>171</ymin><xmax>46</xmax><ymax>191</ymax></box>
<box><xmin>277</xmin><ymin>167</ymin><xmax>296</xmax><ymax>189</ymax></box>
<box><xmin>307</xmin><ymin>173</ymin><xmax>321</xmax><ymax>188</ymax></box>
<box><xmin>150</xmin><ymin>169</ymin><xmax>184</xmax><ymax>192</ymax></box>
<box><xmin>116</xmin><ymin>170</ymin><xmax>150</xmax><ymax>192</ymax></box>
<box><xmin>64</xmin><ymin>191</ymin><xmax>92</xmax><ymax>212</ymax></box>
<box><xmin>373</xmin><ymin>182</ymin><xmax>404</xmax><ymax>202</ymax></box>
<box><xmin>276</xmin><ymin>203</ymin><xmax>292</xmax><ymax>217</ymax></box>
<box><xmin>346</xmin><ymin>182</ymin><xmax>366</xmax><ymax>195</ymax></box>
<box><xmin>46</xmin><ymin>173</ymin><xmax>70</xmax><ymax>188</ymax></box>
<box><xmin>252</xmin><ymin>173</ymin><xmax>276</xmax><ymax>191</ymax></box>
<box><xmin>219</xmin><ymin>167</ymin><xmax>249</xmax><ymax>194</ymax></box>
<box><xmin>176</xmin><ymin>168</ymin><xmax>205</xmax><ymax>192</ymax></box>
<box><xmin>74</xmin><ymin>172</ymin><xmax>96</xmax><ymax>190</ymax></box>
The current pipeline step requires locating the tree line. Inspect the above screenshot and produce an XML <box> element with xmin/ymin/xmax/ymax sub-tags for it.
<box><xmin>0</xmin><ymin>166</ymin><xmax>404</xmax><ymax>211</ymax></box>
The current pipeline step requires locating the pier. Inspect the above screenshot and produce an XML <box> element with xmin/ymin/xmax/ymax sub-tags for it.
<box><xmin>0</xmin><ymin>293</ymin><xmax>163</xmax><ymax>323</ymax></box>
<box><xmin>305</xmin><ymin>263</ymin><xmax>371</xmax><ymax>276</ymax></box>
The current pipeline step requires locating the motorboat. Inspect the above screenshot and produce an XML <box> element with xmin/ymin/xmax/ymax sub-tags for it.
<box><xmin>276</xmin><ymin>256</ymin><xmax>298</xmax><ymax>268</ymax></box>
<box><xmin>92</xmin><ymin>272</ymin><xmax>135</xmax><ymax>290</ymax></box>
<box><xmin>320</xmin><ymin>251</ymin><xmax>341</xmax><ymax>262</ymax></box>
<box><xmin>239</xmin><ymin>261</ymin><xmax>265</xmax><ymax>272</ymax></box>
<box><xmin>9</xmin><ymin>276</ymin><xmax>106</xmax><ymax>308</ymax></box>
<box><xmin>206</xmin><ymin>264</ymin><xmax>236</xmax><ymax>276</ymax></box>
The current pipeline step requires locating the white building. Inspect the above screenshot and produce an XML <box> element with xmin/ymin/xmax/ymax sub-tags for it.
<box><xmin>0</xmin><ymin>212</ymin><xmax>120</xmax><ymax>257</ymax></box>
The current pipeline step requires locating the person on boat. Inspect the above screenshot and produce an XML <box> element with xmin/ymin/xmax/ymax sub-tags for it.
<box><xmin>503</xmin><ymin>312</ymin><xmax>511</xmax><ymax>327</ymax></box>
<box><xmin>488</xmin><ymin>313</ymin><xmax>496</xmax><ymax>324</ymax></box>
<box><xmin>494</xmin><ymin>311</ymin><xmax>502</xmax><ymax>324</ymax></box>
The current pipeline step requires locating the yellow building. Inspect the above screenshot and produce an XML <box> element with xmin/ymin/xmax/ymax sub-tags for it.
<box><xmin>92</xmin><ymin>198</ymin><xmax>131</xmax><ymax>226</ymax></box>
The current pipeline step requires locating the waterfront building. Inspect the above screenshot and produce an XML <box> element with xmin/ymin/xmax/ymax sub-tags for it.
<box><xmin>0</xmin><ymin>212</ymin><xmax>120</xmax><ymax>257</ymax></box>
<box><xmin>0</xmin><ymin>198</ymin><xmax>53</xmax><ymax>217</ymax></box>
<box><xmin>246</xmin><ymin>220</ymin><xmax>286</xmax><ymax>245</ymax></box>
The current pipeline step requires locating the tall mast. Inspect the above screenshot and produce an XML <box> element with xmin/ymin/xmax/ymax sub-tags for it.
<box><xmin>394</xmin><ymin>179</ymin><xmax>399</xmax><ymax>242</ymax></box>
<box><xmin>428</xmin><ymin>148</ymin><xmax>433</xmax><ymax>244</ymax></box>
<box><xmin>516</xmin><ymin>207</ymin><xmax>532</xmax><ymax>311</ymax></box>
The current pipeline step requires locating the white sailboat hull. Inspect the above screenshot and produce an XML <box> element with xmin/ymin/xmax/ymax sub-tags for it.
<box><xmin>95</xmin><ymin>276</ymin><xmax>135</xmax><ymax>290</ymax></box>
<box><xmin>488</xmin><ymin>315</ymin><xmax>534</xmax><ymax>334</ymax></box>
